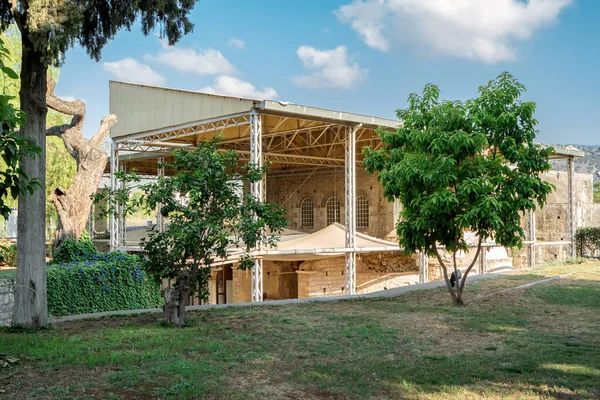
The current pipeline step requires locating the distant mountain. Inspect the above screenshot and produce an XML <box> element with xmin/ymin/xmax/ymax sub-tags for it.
<box><xmin>550</xmin><ymin>145</ymin><xmax>600</xmax><ymax>183</ymax></box>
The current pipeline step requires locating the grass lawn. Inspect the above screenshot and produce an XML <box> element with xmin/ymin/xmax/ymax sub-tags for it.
<box><xmin>1</xmin><ymin>262</ymin><xmax>599</xmax><ymax>399</ymax></box>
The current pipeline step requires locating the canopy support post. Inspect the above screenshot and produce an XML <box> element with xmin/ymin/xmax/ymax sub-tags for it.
<box><xmin>109</xmin><ymin>142</ymin><xmax>119</xmax><ymax>251</ymax></box>
<box><xmin>250</xmin><ymin>111</ymin><xmax>264</xmax><ymax>302</ymax></box>
<box><xmin>568</xmin><ymin>157</ymin><xmax>577</xmax><ymax>258</ymax></box>
<box><xmin>345</xmin><ymin>125</ymin><xmax>357</xmax><ymax>295</ymax></box>
<box><xmin>478</xmin><ymin>247</ymin><xmax>487</xmax><ymax>275</ymax></box>
<box><xmin>528</xmin><ymin>209</ymin><xmax>537</xmax><ymax>268</ymax></box>
<box><xmin>118</xmin><ymin>162</ymin><xmax>126</xmax><ymax>247</ymax></box>
<box><xmin>156</xmin><ymin>157</ymin><xmax>165</xmax><ymax>233</ymax></box>
<box><xmin>419</xmin><ymin>252</ymin><xmax>428</xmax><ymax>284</ymax></box>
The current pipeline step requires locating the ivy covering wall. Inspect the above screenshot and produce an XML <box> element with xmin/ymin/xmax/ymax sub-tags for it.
<box><xmin>47</xmin><ymin>237</ymin><xmax>162</xmax><ymax>316</ymax></box>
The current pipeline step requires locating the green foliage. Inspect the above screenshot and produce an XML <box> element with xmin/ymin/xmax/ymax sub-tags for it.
<box><xmin>96</xmin><ymin>139</ymin><xmax>287</xmax><ymax>322</ymax></box>
<box><xmin>0</xmin><ymin>36</ymin><xmax>41</xmax><ymax>219</ymax></box>
<box><xmin>364</xmin><ymin>72</ymin><xmax>554</xmax><ymax>304</ymax></box>
<box><xmin>0</xmin><ymin>26</ymin><xmax>75</xmax><ymax>234</ymax></box>
<box><xmin>364</xmin><ymin>72</ymin><xmax>554</xmax><ymax>255</ymax></box>
<box><xmin>576</xmin><ymin>227</ymin><xmax>600</xmax><ymax>258</ymax></box>
<box><xmin>594</xmin><ymin>182</ymin><xmax>600</xmax><ymax>204</ymax></box>
<box><xmin>47</xmin><ymin>252</ymin><xmax>163</xmax><ymax>317</ymax></box>
<box><xmin>0</xmin><ymin>2</ymin><xmax>197</xmax><ymax>65</ymax></box>
<box><xmin>49</xmin><ymin>231</ymin><xmax>99</xmax><ymax>265</ymax></box>
<box><xmin>0</xmin><ymin>238</ymin><xmax>16</xmax><ymax>266</ymax></box>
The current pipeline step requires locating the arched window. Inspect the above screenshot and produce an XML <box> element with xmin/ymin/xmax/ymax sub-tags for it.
<box><xmin>326</xmin><ymin>197</ymin><xmax>341</xmax><ymax>225</ymax></box>
<box><xmin>357</xmin><ymin>196</ymin><xmax>369</xmax><ymax>229</ymax></box>
<box><xmin>300</xmin><ymin>198</ymin><xmax>314</xmax><ymax>228</ymax></box>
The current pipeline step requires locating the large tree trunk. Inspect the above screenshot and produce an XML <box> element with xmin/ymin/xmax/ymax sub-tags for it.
<box><xmin>163</xmin><ymin>269</ymin><xmax>192</xmax><ymax>327</ymax></box>
<box><xmin>45</xmin><ymin>78</ymin><xmax>117</xmax><ymax>247</ymax></box>
<box><xmin>13</xmin><ymin>30</ymin><xmax>49</xmax><ymax>327</ymax></box>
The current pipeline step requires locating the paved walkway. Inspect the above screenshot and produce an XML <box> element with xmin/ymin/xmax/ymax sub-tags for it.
<box><xmin>50</xmin><ymin>272</ymin><xmax>506</xmax><ymax>323</ymax></box>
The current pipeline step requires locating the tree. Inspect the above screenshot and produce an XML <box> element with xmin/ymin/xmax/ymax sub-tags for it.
<box><xmin>46</xmin><ymin>77</ymin><xmax>117</xmax><ymax>247</ymax></box>
<box><xmin>594</xmin><ymin>182</ymin><xmax>599</xmax><ymax>203</ymax></box>
<box><xmin>0</xmin><ymin>25</ymin><xmax>76</xmax><ymax>239</ymax></box>
<box><xmin>0</xmin><ymin>1</ymin><xmax>197</xmax><ymax>327</ymax></box>
<box><xmin>0</xmin><ymin>36</ymin><xmax>40</xmax><ymax>220</ymax></box>
<box><xmin>364</xmin><ymin>72</ymin><xmax>554</xmax><ymax>305</ymax></box>
<box><xmin>100</xmin><ymin>140</ymin><xmax>287</xmax><ymax>326</ymax></box>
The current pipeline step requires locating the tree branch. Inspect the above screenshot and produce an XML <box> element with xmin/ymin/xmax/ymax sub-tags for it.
<box><xmin>89</xmin><ymin>114</ymin><xmax>117</xmax><ymax>149</ymax></box>
<box><xmin>46</xmin><ymin>77</ymin><xmax>86</xmax><ymax>117</ymax></box>
<box><xmin>458</xmin><ymin>237</ymin><xmax>483</xmax><ymax>295</ymax></box>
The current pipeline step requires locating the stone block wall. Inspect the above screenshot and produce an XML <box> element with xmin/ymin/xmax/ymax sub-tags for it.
<box><xmin>0</xmin><ymin>279</ymin><xmax>14</xmax><ymax>326</ymax></box>
<box><xmin>267</xmin><ymin>169</ymin><xmax>399</xmax><ymax>239</ymax></box>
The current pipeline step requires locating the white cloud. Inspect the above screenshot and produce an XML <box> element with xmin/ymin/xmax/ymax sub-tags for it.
<box><xmin>292</xmin><ymin>45</ymin><xmax>366</xmax><ymax>89</ymax></box>
<box><xmin>146</xmin><ymin>41</ymin><xmax>236</xmax><ymax>76</ymax></box>
<box><xmin>200</xmin><ymin>76</ymin><xmax>277</xmax><ymax>99</ymax></box>
<box><xmin>336</xmin><ymin>0</ymin><xmax>572</xmax><ymax>63</ymax></box>
<box><xmin>103</xmin><ymin>58</ymin><xmax>166</xmax><ymax>85</ymax></box>
<box><xmin>228</xmin><ymin>38</ymin><xmax>245</xmax><ymax>49</ymax></box>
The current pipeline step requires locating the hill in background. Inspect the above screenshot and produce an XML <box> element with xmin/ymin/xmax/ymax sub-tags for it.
<box><xmin>550</xmin><ymin>145</ymin><xmax>600</xmax><ymax>183</ymax></box>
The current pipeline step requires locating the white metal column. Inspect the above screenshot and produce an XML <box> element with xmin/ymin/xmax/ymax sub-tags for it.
<box><xmin>567</xmin><ymin>157</ymin><xmax>576</xmax><ymax>258</ymax></box>
<box><xmin>528</xmin><ymin>209</ymin><xmax>537</xmax><ymax>268</ymax></box>
<box><xmin>118</xmin><ymin>162</ymin><xmax>126</xmax><ymax>247</ymax></box>
<box><xmin>418</xmin><ymin>251</ymin><xmax>428</xmax><ymax>284</ymax></box>
<box><xmin>345</xmin><ymin>125</ymin><xmax>357</xmax><ymax>295</ymax></box>
<box><xmin>109</xmin><ymin>142</ymin><xmax>119</xmax><ymax>251</ymax></box>
<box><xmin>156</xmin><ymin>157</ymin><xmax>165</xmax><ymax>233</ymax></box>
<box><xmin>250</xmin><ymin>111</ymin><xmax>264</xmax><ymax>302</ymax></box>
<box><xmin>478</xmin><ymin>247</ymin><xmax>487</xmax><ymax>275</ymax></box>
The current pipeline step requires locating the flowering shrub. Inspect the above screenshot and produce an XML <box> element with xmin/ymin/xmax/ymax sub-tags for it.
<box><xmin>47</xmin><ymin>252</ymin><xmax>162</xmax><ymax>317</ymax></box>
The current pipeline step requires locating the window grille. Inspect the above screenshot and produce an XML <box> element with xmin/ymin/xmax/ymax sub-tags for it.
<box><xmin>326</xmin><ymin>197</ymin><xmax>341</xmax><ymax>225</ymax></box>
<box><xmin>357</xmin><ymin>196</ymin><xmax>369</xmax><ymax>229</ymax></box>
<box><xmin>300</xmin><ymin>198</ymin><xmax>314</xmax><ymax>228</ymax></box>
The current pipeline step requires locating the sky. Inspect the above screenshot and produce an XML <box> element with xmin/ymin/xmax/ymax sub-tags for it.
<box><xmin>55</xmin><ymin>0</ymin><xmax>599</xmax><ymax>145</ymax></box>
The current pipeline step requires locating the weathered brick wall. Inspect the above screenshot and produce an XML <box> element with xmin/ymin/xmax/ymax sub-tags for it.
<box><xmin>0</xmin><ymin>279</ymin><xmax>14</xmax><ymax>326</ymax></box>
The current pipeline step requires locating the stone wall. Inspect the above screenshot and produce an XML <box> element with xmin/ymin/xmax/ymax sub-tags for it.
<box><xmin>267</xmin><ymin>169</ymin><xmax>400</xmax><ymax>239</ymax></box>
<box><xmin>0</xmin><ymin>279</ymin><xmax>14</xmax><ymax>326</ymax></box>
<box><xmin>297</xmin><ymin>253</ymin><xmax>420</xmax><ymax>298</ymax></box>
<box><xmin>510</xmin><ymin>170</ymin><xmax>600</xmax><ymax>268</ymax></box>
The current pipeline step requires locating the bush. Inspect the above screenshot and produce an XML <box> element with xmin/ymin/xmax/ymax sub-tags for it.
<box><xmin>50</xmin><ymin>231</ymin><xmax>99</xmax><ymax>265</ymax></box>
<box><xmin>47</xmin><ymin>252</ymin><xmax>163</xmax><ymax>317</ymax></box>
<box><xmin>0</xmin><ymin>240</ymin><xmax>17</xmax><ymax>267</ymax></box>
<box><xmin>576</xmin><ymin>227</ymin><xmax>600</xmax><ymax>258</ymax></box>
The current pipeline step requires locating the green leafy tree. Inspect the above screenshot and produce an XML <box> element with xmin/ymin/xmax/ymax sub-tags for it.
<box><xmin>364</xmin><ymin>72</ymin><xmax>554</xmax><ymax>305</ymax></box>
<box><xmin>0</xmin><ymin>36</ymin><xmax>40</xmax><ymax>220</ymax></box>
<box><xmin>594</xmin><ymin>182</ymin><xmax>600</xmax><ymax>203</ymax></box>
<box><xmin>97</xmin><ymin>140</ymin><xmax>287</xmax><ymax>326</ymax></box>
<box><xmin>0</xmin><ymin>1</ymin><xmax>197</xmax><ymax>327</ymax></box>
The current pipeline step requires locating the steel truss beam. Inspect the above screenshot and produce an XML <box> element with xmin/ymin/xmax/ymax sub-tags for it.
<box><xmin>114</xmin><ymin>112</ymin><xmax>251</xmax><ymax>144</ymax></box>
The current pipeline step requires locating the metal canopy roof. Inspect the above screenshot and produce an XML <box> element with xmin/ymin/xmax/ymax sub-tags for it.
<box><xmin>107</xmin><ymin>81</ymin><xmax>583</xmax><ymax>175</ymax></box>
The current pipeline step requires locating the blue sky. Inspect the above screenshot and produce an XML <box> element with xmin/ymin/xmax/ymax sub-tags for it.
<box><xmin>55</xmin><ymin>0</ymin><xmax>599</xmax><ymax>145</ymax></box>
